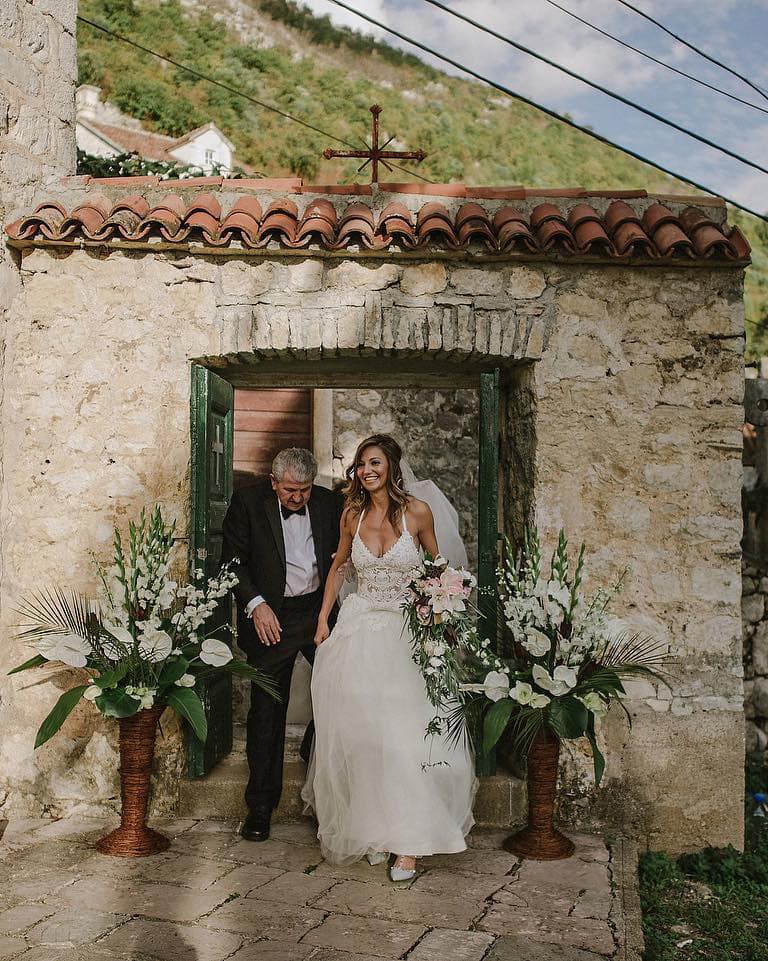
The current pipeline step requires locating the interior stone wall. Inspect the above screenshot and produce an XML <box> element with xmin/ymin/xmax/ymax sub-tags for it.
<box><xmin>0</xmin><ymin>242</ymin><xmax>745</xmax><ymax>853</ymax></box>
<box><xmin>330</xmin><ymin>388</ymin><xmax>480</xmax><ymax>571</ymax></box>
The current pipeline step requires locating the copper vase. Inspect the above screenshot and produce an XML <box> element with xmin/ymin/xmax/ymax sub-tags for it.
<box><xmin>503</xmin><ymin>728</ymin><xmax>575</xmax><ymax>860</ymax></box>
<box><xmin>96</xmin><ymin>704</ymin><xmax>170</xmax><ymax>857</ymax></box>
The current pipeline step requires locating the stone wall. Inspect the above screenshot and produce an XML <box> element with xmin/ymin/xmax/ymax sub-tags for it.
<box><xmin>743</xmin><ymin>559</ymin><xmax>768</xmax><ymax>756</ymax></box>
<box><xmin>330</xmin><ymin>387</ymin><xmax>479</xmax><ymax>571</ymax></box>
<box><xmin>0</xmin><ymin>236</ymin><xmax>745</xmax><ymax>852</ymax></box>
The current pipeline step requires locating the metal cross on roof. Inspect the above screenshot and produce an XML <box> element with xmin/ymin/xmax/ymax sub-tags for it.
<box><xmin>323</xmin><ymin>104</ymin><xmax>426</xmax><ymax>184</ymax></box>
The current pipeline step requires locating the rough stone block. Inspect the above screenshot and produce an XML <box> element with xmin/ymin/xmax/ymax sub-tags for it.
<box><xmin>450</xmin><ymin>267</ymin><xmax>503</xmax><ymax>296</ymax></box>
<box><xmin>246</xmin><ymin>870</ymin><xmax>336</xmax><ymax>906</ymax></box>
<box><xmin>301</xmin><ymin>914</ymin><xmax>427</xmax><ymax>958</ymax></box>
<box><xmin>314</xmin><ymin>879</ymin><xmax>479</xmax><ymax>928</ymax></box>
<box><xmin>202</xmin><ymin>898</ymin><xmax>324</xmax><ymax>940</ymax></box>
<box><xmin>506</xmin><ymin>266</ymin><xmax>546</xmax><ymax>299</ymax></box>
<box><xmin>486</xmin><ymin>936</ymin><xmax>607</xmax><ymax>961</ymax></box>
<box><xmin>400</xmin><ymin>262</ymin><xmax>447</xmax><ymax>296</ymax></box>
<box><xmin>478</xmin><ymin>905</ymin><xmax>614</xmax><ymax>955</ymax></box>
<box><xmin>407</xmin><ymin>927</ymin><xmax>496</xmax><ymax>961</ymax></box>
<box><xmin>56</xmin><ymin>877</ymin><xmax>226</xmax><ymax>923</ymax></box>
<box><xmin>326</xmin><ymin>261</ymin><xmax>399</xmax><ymax>289</ymax></box>
<box><xmin>0</xmin><ymin>47</ymin><xmax>41</xmax><ymax>95</ymax></box>
<box><xmin>25</xmin><ymin>907</ymin><xmax>125</xmax><ymax>945</ymax></box>
<box><xmin>99</xmin><ymin>918</ymin><xmax>242</xmax><ymax>961</ymax></box>
<box><xmin>229</xmin><ymin>942</ymin><xmax>316</xmax><ymax>960</ymax></box>
<box><xmin>742</xmin><ymin>593</ymin><xmax>764</xmax><ymax>625</ymax></box>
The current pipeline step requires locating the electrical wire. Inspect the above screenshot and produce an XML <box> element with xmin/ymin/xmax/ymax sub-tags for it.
<box><xmin>76</xmin><ymin>14</ymin><xmax>435</xmax><ymax>184</ymax></box>
<box><xmin>541</xmin><ymin>0</ymin><xmax>768</xmax><ymax>116</ymax></box>
<box><xmin>324</xmin><ymin>0</ymin><xmax>768</xmax><ymax>223</ymax></box>
<box><xmin>418</xmin><ymin>0</ymin><xmax>768</xmax><ymax>176</ymax></box>
<box><xmin>612</xmin><ymin>0</ymin><xmax>768</xmax><ymax>104</ymax></box>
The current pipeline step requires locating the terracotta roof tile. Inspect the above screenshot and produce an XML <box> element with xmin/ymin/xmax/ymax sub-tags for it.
<box><xmin>4</xmin><ymin>188</ymin><xmax>750</xmax><ymax>266</ymax></box>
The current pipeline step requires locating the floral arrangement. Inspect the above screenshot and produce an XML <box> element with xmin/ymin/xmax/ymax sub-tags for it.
<box><xmin>9</xmin><ymin>506</ymin><xmax>277</xmax><ymax>748</ymax></box>
<box><xmin>402</xmin><ymin>553</ymin><xmax>478</xmax><ymax>733</ymax></box>
<box><xmin>454</xmin><ymin>528</ymin><xmax>666</xmax><ymax>782</ymax></box>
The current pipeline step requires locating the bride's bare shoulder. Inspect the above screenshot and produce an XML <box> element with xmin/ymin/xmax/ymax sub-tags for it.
<box><xmin>405</xmin><ymin>496</ymin><xmax>433</xmax><ymax>521</ymax></box>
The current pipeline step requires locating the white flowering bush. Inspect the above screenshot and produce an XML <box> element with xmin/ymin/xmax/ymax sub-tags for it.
<box><xmin>454</xmin><ymin>528</ymin><xmax>666</xmax><ymax>783</ymax></box>
<box><xmin>10</xmin><ymin>506</ymin><xmax>277</xmax><ymax>748</ymax></box>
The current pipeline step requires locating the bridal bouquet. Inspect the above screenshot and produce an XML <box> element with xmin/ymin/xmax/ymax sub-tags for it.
<box><xmin>456</xmin><ymin>528</ymin><xmax>666</xmax><ymax>783</ymax></box>
<box><xmin>10</xmin><ymin>506</ymin><xmax>277</xmax><ymax>748</ymax></box>
<box><xmin>402</xmin><ymin>553</ymin><xmax>477</xmax><ymax>719</ymax></box>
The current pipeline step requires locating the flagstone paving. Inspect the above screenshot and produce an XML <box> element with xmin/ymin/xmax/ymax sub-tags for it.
<box><xmin>0</xmin><ymin>818</ymin><xmax>643</xmax><ymax>961</ymax></box>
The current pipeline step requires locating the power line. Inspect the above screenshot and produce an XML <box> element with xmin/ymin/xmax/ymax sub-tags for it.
<box><xmin>612</xmin><ymin>0</ymin><xmax>768</xmax><ymax>104</ymax></box>
<box><xmin>324</xmin><ymin>0</ymin><xmax>768</xmax><ymax>223</ymax></box>
<box><xmin>418</xmin><ymin>0</ymin><xmax>768</xmax><ymax>177</ymax></box>
<box><xmin>76</xmin><ymin>15</ymin><xmax>435</xmax><ymax>184</ymax></box>
<box><xmin>541</xmin><ymin>0</ymin><xmax>768</xmax><ymax>116</ymax></box>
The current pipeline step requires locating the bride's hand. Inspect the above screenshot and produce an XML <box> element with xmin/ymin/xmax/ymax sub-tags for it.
<box><xmin>314</xmin><ymin>619</ymin><xmax>330</xmax><ymax>647</ymax></box>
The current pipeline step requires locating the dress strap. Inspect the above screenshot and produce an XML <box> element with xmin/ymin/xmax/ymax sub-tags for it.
<box><xmin>355</xmin><ymin>508</ymin><xmax>365</xmax><ymax>536</ymax></box>
<box><xmin>401</xmin><ymin>506</ymin><xmax>409</xmax><ymax>534</ymax></box>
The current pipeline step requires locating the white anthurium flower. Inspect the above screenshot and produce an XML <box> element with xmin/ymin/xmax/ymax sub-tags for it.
<box><xmin>522</xmin><ymin>627</ymin><xmax>552</xmax><ymax>657</ymax></box>
<box><xmin>532</xmin><ymin>663</ymin><xmax>579</xmax><ymax>696</ymax></box>
<box><xmin>105</xmin><ymin>624</ymin><xmax>135</xmax><ymax>649</ymax></box>
<box><xmin>482</xmin><ymin>670</ymin><xmax>511</xmax><ymax>702</ymax></box>
<box><xmin>199</xmin><ymin>638</ymin><xmax>233</xmax><ymax>666</ymax></box>
<box><xmin>433</xmin><ymin>555</ymin><xmax>448</xmax><ymax>566</ymax></box>
<box><xmin>137</xmin><ymin>628</ymin><xmax>173</xmax><ymax>663</ymax></box>
<box><xmin>36</xmin><ymin>633</ymin><xmax>93</xmax><ymax>668</ymax></box>
<box><xmin>174</xmin><ymin>673</ymin><xmax>196</xmax><ymax>688</ymax></box>
<box><xmin>510</xmin><ymin>681</ymin><xmax>534</xmax><ymax>705</ymax></box>
<box><xmin>83</xmin><ymin>683</ymin><xmax>101</xmax><ymax>701</ymax></box>
<box><xmin>530</xmin><ymin>693</ymin><xmax>551</xmax><ymax>709</ymax></box>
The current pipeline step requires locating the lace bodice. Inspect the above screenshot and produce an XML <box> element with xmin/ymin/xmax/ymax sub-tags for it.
<box><xmin>350</xmin><ymin>512</ymin><xmax>421</xmax><ymax>607</ymax></box>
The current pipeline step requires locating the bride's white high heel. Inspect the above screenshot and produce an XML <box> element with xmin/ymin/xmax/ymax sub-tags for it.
<box><xmin>389</xmin><ymin>855</ymin><xmax>417</xmax><ymax>882</ymax></box>
<box><xmin>366</xmin><ymin>851</ymin><xmax>388</xmax><ymax>866</ymax></box>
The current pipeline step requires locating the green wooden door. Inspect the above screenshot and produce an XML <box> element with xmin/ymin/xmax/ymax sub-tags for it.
<box><xmin>476</xmin><ymin>369</ymin><xmax>501</xmax><ymax>776</ymax></box>
<box><xmin>187</xmin><ymin>364</ymin><xmax>235</xmax><ymax>778</ymax></box>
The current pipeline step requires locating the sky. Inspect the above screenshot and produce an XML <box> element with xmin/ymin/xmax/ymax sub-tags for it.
<box><xmin>301</xmin><ymin>0</ymin><xmax>768</xmax><ymax>215</ymax></box>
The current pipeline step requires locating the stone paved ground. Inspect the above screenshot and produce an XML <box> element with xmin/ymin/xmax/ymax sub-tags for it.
<box><xmin>0</xmin><ymin>819</ymin><xmax>643</xmax><ymax>961</ymax></box>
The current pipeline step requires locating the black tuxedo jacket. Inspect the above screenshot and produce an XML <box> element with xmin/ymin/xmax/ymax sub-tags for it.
<box><xmin>221</xmin><ymin>480</ymin><xmax>343</xmax><ymax>652</ymax></box>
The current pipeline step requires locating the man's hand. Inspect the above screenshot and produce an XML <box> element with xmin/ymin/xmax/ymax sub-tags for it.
<box><xmin>313</xmin><ymin>619</ymin><xmax>330</xmax><ymax>647</ymax></box>
<box><xmin>252</xmin><ymin>602</ymin><xmax>282</xmax><ymax>646</ymax></box>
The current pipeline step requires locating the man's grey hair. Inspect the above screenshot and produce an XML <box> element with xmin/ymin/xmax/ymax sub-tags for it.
<box><xmin>272</xmin><ymin>448</ymin><xmax>317</xmax><ymax>483</ymax></box>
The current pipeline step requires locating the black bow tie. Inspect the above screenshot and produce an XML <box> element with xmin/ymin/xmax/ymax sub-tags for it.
<box><xmin>281</xmin><ymin>504</ymin><xmax>306</xmax><ymax>519</ymax></box>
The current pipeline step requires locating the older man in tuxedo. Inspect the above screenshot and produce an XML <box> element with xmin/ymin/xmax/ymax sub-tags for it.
<box><xmin>222</xmin><ymin>448</ymin><xmax>343</xmax><ymax>841</ymax></box>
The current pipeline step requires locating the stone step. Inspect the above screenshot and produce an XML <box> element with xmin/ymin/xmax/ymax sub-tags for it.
<box><xmin>178</xmin><ymin>731</ymin><xmax>527</xmax><ymax>827</ymax></box>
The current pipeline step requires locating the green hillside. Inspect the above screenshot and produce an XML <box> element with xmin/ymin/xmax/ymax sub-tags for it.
<box><xmin>77</xmin><ymin>0</ymin><xmax>767</xmax><ymax>355</ymax></box>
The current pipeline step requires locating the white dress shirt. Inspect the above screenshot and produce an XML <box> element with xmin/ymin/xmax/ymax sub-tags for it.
<box><xmin>245</xmin><ymin>499</ymin><xmax>320</xmax><ymax>615</ymax></box>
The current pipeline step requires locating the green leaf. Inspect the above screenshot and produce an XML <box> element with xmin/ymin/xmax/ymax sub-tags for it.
<box><xmin>34</xmin><ymin>685</ymin><xmax>89</xmax><ymax>749</ymax></box>
<box><xmin>157</xmin><ymin>655</ymin><xmax>190</xmax><ymax>688</ymax></box>
<box><xmin>94</xmin><ymin>661</ymin><xmax>130</xmax><ymax>690</ymax></box>
<box><xmin>95</xmin><ymin>688</ymin><xmax>142</xmax><ymax>718</ymax></box>
<box><xmin>547</xmin><ymin>695</ymin><xmax>589</xmax><ymax>740</ymax></box>
<box><xmin>483</xmin><ymin>697</ymin><xmax>515</xmax><ymax>755</ymax></box>
<box><xmin>194</xmin><ymin>660</ymin><xmax>281</xmax><ymax>701</ymax></box>
<box><xmin>585</xmin><ymin>713</ymin><xmax>605</xmax><ymax>785</ymax></box>
<box><xmin>166</xmin><ymin>687</ymin><xmax>208</xmax><ymax>742</ymax></box>
<box><xmin>8</xmin><ymin>654</ymin><xmax>48</xmax><ymax>675</ymax></box>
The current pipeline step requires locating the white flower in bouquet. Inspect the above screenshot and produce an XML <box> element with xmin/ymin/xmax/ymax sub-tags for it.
<box><xmin>532</xmin><ymin>663</ymin><xmax>578</xmax><ymax>696</ymax></box>
<box><xmin>156</xmin><ymin>580</ymin><xmax>177</xmax><ymax>609</ymax></box>
<box><xmin>83</xmin><ymin>681</ymin><xmax>100</xmax><ymax>701</ymax></box>
<box><xmin>36</xmin><ymin>633</ymin><xmax>93</xmax><ymax>668</ymax></box>
<box><xmin>530</xmin><ymin>692</ymin><xmax>551</xmax><ymax>708</ymax></box>
<box><xmin>174</xmin><ymin>674</ymin><xmax>196</xmax><ymax>688</ymax></box>
<box><xmin>199</xmin><ymin>638</ymin><xmax>233</xmax><ymax>666</ymax></box>
<box><xmin>482</xmin><ymin>670</ymin><xmax>511</xmax><ymax>701</ymax></box>
<box><xmin>510</xmin><ymin>680</ymin><xmax>534</xmax><ymax>704</ymax></box>
<box><xmin>137</xmin><ymin>626</ymin><xmax>173</xmax><ymax>663</ymax></box>
<box><xmin>125</xmin><ymin>685</ymin><xmax>157</xmax><ymax>710</ymax></box>
<box><xmin>522</xmin><ymin>626</ymin><xmax>552</xmax><ymax>657</ymax></box>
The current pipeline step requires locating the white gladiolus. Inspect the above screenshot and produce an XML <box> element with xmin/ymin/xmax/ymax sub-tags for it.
<box><xmin>532</xmin><ymin>663</ymin><xmax>578</xmax><ymax>696</ymax></box>
<box><xmin>548</xmin><ymin>583</ymin><xmax>571</xmax><ymax>610</ymax></box>
<box><xmin>174</xmin><ymin>673</ymin><xmax>196</xmax><ymax>687</ymax></box>
<box><xmin>137</xmin><ymin>628</ymin><xmax>173</xmax><ymax>663</ymax></box>
<box><xmin>522</xmin><ymin>627</ymin><xmax>551</xmax><ymax>657</ymax></box>
<box><xmin>482</xmin><ymin>670</ymin><xmax>511</xmax><ymax>702</ymax></box>
<box><xmin>530</xmin><ymin>693</ymin><xmax>551</xmax><ymax>708</ymax></box>
<box><xmin>510</xmin><ymin>681</ymin><xmax>533</xmax><ymax>705</ymax></box>
<box><xmin>199</xmin><ymin>638</ymin><xmax>233</xmax><ymax>666</ymax></box>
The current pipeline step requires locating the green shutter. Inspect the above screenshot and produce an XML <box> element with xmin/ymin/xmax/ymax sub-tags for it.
<box><xmin>476</xmin><ymin>369</ymin><xmax>500</xmax><ymax>776</ymax></box>
<box><xmin>187</xmin><ymin>364</ymin><xmax>235</xmax><ymax>778</ymax></box>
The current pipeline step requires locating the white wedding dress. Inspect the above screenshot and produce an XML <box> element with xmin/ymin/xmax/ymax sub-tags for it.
<box><xmin>301</xmin><ymin>509</ymin><xmax>477</xmax><ymax>865</ymax></box>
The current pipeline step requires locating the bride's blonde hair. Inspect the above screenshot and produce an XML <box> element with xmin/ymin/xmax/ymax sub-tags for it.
<box><xmin>343</xmin><ymin>434</ymin><xmax>409</xmax><ymax>529</ymax></box>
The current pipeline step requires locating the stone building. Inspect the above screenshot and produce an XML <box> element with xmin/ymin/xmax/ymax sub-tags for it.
<box><xmin>0</xmin><ymin>0</ymin><xmax>751</xmax><ymax>854</ymax></box>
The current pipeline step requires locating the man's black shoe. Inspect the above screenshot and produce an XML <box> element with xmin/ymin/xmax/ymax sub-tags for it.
<box><xmin>240</xmin><ymin>810</ymin><xmax>271</xmax><ymax>842</ymax></box>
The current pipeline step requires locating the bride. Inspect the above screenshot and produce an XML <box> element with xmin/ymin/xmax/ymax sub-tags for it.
<box><xmin>301</xmin><ymin>434</ymin><xmax>477</xmax><ymax>881</ymax></box>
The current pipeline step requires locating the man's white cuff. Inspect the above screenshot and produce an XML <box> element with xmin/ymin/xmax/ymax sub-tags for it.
<box><xmin>245</xmin><ymin>595</ymin><xmax>265</xmax><ymax>617</ymax></box>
